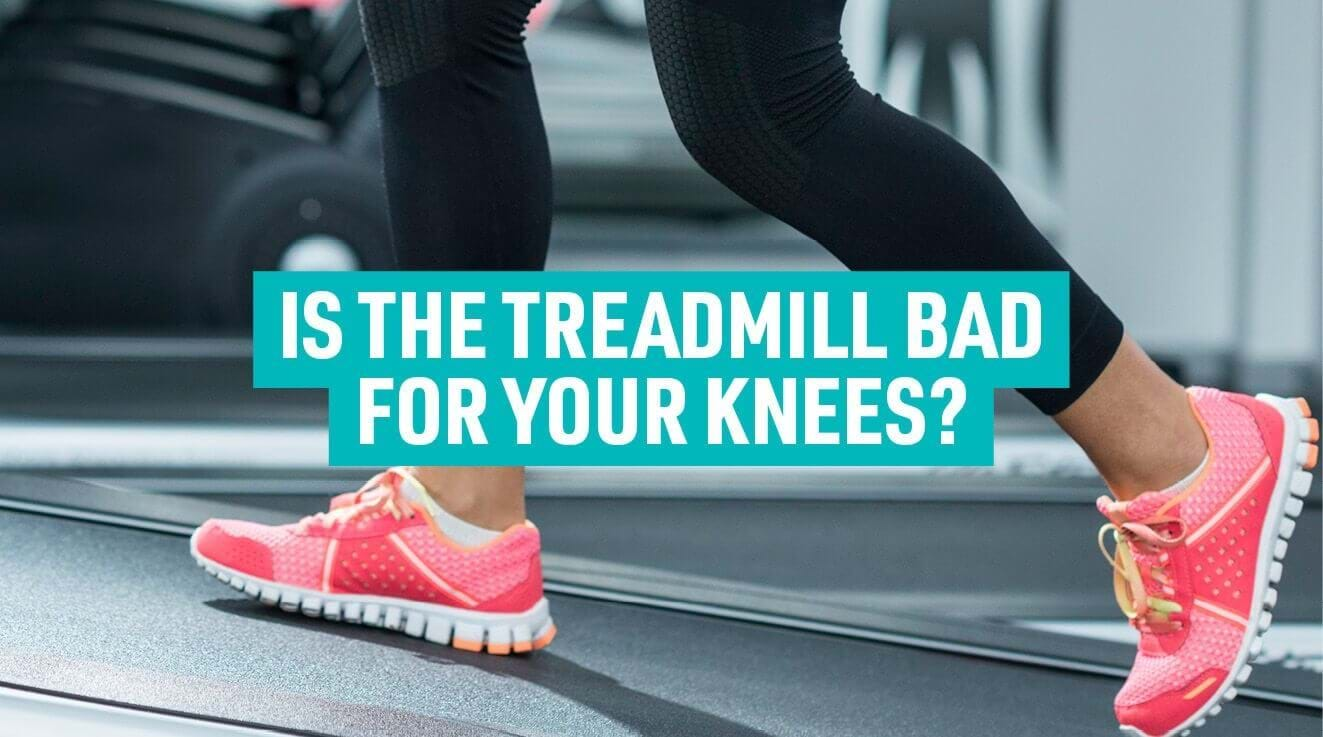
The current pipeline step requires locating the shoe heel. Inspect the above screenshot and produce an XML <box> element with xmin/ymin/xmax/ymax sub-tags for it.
<box><xmin>1290</xmin><ymin>397</ymin><xmax>1318</xmax><ymax>471</ymax></box>
<box><xmin>1249</xmin><ymin>393</ymin><xmax>1315</xmax><ymax>598</ymax></box>
<box><xmin>1256</xmin><ymin>394</ymin><xmax>1319</xmax><ymax>474</ymax></box>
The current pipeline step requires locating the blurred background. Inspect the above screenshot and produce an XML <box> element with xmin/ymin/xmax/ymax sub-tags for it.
<box><xmin>0</xmin><ymin>0</ymin><xmax>1317</xmax><ymax>395</ymax></box>
<box><xmin>0</xmin><ymin>0</ymin><xmax>1318</xmax><ymax>673</ymax></box>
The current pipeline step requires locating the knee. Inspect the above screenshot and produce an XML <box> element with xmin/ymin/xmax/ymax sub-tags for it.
<box><xmin>645</xmin><ymin>0</ymin><xmax>856</xmax><ymax>213</ymax></box>
<box><xmin>357</xmin><ymin>0</ymin><xmax>539</xmax><ymax>86</ymax></box>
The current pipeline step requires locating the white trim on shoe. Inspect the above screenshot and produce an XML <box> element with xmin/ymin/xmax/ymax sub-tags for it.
<box><xmin>1119</xmin><ymin>394</ymin><xmax>1315</xmax><ymax>737</ymax></box>
<box><xmin>190</xmin><ymin>531</ymin><xmax>555</xmax><ymax>655</ymax></box>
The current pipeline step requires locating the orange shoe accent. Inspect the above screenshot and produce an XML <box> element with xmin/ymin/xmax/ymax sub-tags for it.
<box><xmin>194</xmin><ymin>467</ymin><xmax>553</xmax><ymax>662</ymax></box>
<box><xmin>1181</xmin><ymin>676</ymin><xmax>1219</xmax><ymax>701</ymax></box>
<box><xmin>531</xmin><ymin>624</ymin><xmax>557</xmax><ymax>650</ymax></box>
<box><xmin>1103</xmin><ymin>389</ymin><xmax>1308</xmax><ymax>737</ymax></box>
<box><xmin>1296</xmin><ymin>397</ymin><xmax>1313</xmax><ymax>418</ymax></box>
<box><xmin>1304</xmin><ymin>418</ymin><xmax>1319</xmax><ymax>443</ymax></box>
<box><xmin>452</xmin><ymin>638</ymin><xmax>484</xmax><ymax>652</ymax></box>
<box><xmin>1305</xmin><ymin>444</ymin><xmax>1318</xmax><ymax>471</ymax></box>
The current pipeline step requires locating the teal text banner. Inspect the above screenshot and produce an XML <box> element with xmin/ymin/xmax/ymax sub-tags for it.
<box><xmin>253</xmin><ymin>271</ymin><xmax>1068</xmax><ymax>466</ymax></box>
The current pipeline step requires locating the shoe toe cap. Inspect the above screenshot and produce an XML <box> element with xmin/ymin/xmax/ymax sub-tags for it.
<box><xmin>193</xmin><ymin>519</ymin><xmax>276</xmax><ymax>580</ymax></box>
<box><xmin>1115</xmin><ymin>667</ymin><xmax>1227</xmax><ymax>737</ymax></box>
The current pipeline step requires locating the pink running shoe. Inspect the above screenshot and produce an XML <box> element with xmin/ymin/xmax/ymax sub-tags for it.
<box><xmin>1096</xmin><ymin>388</ymin><xmax>1318</xmax><ymax>737</ymax></box>
<box><xmin>191</xmin><ymin>468</ymin><xmax>555</xmax><ymax>655</ymax></box>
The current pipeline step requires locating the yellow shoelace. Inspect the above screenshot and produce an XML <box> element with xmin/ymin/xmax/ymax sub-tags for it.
<box><xmin>1096</xmin><ymin>498</ymin><xmax>1188</xmax><ymax>634</ymax></box>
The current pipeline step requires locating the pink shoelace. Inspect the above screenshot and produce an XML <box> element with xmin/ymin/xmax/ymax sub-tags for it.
<box><xmin>1097</xmin><ymin>498</ymin><xmax>1189</xmax><ymax>635</ymax></box>
<box><xmin>297</xmin><ymin>468</ymin><xmax>417</xmax><ymax>532</ymax></box>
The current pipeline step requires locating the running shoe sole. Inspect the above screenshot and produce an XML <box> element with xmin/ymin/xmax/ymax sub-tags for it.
<box><xmin>190</xmin><ymin>531</ymin><xmax>556</xmax><ymax>655</ymax></box>
<box><xmin>1119</xmin><ymin>394</ymin><xmax>1317</xmax><ymax>737</ymax></box>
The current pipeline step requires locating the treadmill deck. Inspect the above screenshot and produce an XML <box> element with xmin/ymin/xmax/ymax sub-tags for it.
<box><xmin>2</xmin><ymin>507</ymin><xmax>1318</xmax><ymax>736</ymax></box>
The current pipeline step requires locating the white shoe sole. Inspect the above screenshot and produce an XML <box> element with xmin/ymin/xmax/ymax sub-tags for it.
<box><xmin>1119</xmin><ymin>394</ymin><xmax>1316</xmax><ymax>737</ymax></box>
<box><xmin>190</xmin><ymin>530</ymin><xmax>556</xmax><ymax>655</ymax></box>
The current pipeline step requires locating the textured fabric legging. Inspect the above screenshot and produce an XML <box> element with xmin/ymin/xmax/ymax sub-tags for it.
<box><xmin>355</xmin><ymin>0</ymin><xmax>1124</xmax><ymax>414</ymax></box>
<box><xmin>357</xmin><ymin>0</ymin><xmax>552</xmax><ymax>270</ymax></box>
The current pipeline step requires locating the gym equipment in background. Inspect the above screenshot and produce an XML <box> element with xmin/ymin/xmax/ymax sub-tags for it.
<box><xmin>0</xmin><ymin>0</ymin><xmax>388</xmax><ymax>327</ymax></box>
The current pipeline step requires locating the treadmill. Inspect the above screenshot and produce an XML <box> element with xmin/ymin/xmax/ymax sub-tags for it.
<box><xmin>0</xmin><ymin>329</ymin><xmax>1318</xmax><ymax>736</ymax></box>
<box><xmin>0</xmin><ymin>4</ymin><xmax>1318</xmax><ymax>733</ymax></box>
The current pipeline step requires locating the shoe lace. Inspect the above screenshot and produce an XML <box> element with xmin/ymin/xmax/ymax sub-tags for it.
<box><xmin>297</xmin><ymin>468</ymin><xmax>417</xmax><ymax>532</ymax></box>
<box><xmin>1096</xmin><ymin>497</ymin><xmax>1188</xmax><ymax>635</ymax></box>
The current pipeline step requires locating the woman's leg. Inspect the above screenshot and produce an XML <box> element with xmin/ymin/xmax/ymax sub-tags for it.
<box><xmin>193</xmin><ymin>1</ymin><xmax>556</xmax><ymax>656</ymax></box>
<box><xmin>407</xmin><ymin>466</ymin><xmax>526</xmax><ymax>530</ymax></box>
<box><xmin>360</xmin><ymin>0</ymin><xmax>551</xmax><ymax>269</ymax></box>
<box><xmin>357</xmin><ymin>0</ymin><xmax>549</xmax><ymax>529</ymax></box>
<box><xmin>642</xmin><ymin>0</ymin><xmax>1202</xmax><ymax>492</ymax></box>
<box><xmin>645</xmin><ymin>5</ymin><xmax>1320</xmax><ymax>734</ymax></box>
<box><xmin>1055</xmin><ymin>336</ymin><xmax>1206</xmax><ymax>499</ymax></box>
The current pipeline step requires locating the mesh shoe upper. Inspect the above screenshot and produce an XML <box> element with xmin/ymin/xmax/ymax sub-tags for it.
<box><xmin>194</xmin><ymin>476</ymin><xmax>543</xmax><ymax>614</ymax></box>
<box><xmin>1098</xmin><ymin>388</ymin><xmax>1286</xmax><ymax>735</ymax></box>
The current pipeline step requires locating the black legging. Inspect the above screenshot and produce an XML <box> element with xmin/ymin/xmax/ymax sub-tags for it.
<box><xmin>355</xmin><ymin>0</ymin><xmax>1123</xmax><ymax>415</ymax></box>
<box><xmin>356</xmin><ymin>0</ymin><xmax>552</xmax><ymax>270</ymax></box>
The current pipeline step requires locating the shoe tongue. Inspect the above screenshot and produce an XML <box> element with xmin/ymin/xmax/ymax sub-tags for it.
<box><xmin>1100</xmin><ymin>435</ymin><xmax>1211</xmax><ymax>520</ymax></box>
<box><xmin>1106</xmin><ymin>491</ymin><xmax>1187</xmax><ymax>555</ymax></box>
<box><xmin>1122</xmin><ymin>491</ymin><xmax>1169</xmax><ymax>521</ymax></box>
<box><xmin>1095</xmin><ymin>491</ymin><xmax>1165</xmax><ymax>523</ymax></box>
<box><xmin>1138</xmin><ymin>631</ymin><xmax>1170</xmax><ymax>654</ymax></box>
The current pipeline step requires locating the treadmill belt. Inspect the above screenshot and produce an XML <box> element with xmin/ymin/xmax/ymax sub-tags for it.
<box><xmin>179</xmin><ymin>491</ymin><xmax>1323</xmax><ymax>622</ymax></box>
<box><xmin>1</xmin><ymin>509</ymin><xmax>1318</xmax><ymax>736</ymax></box>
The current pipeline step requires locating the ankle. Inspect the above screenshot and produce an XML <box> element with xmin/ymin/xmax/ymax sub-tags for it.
<box><xmin>1104</xmin><ymin>407</ymin><xmax>1208</xmax><ymax>501</ymax></box>
<box><xmin>430</xmin><ymin>489</ymin><xmax>524</xmax><ymax>531</ymax></box>
<box><xmin>407</xmin><ymin>466</ymin><xmax>527</xmax><ymax>531</ymax></box>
